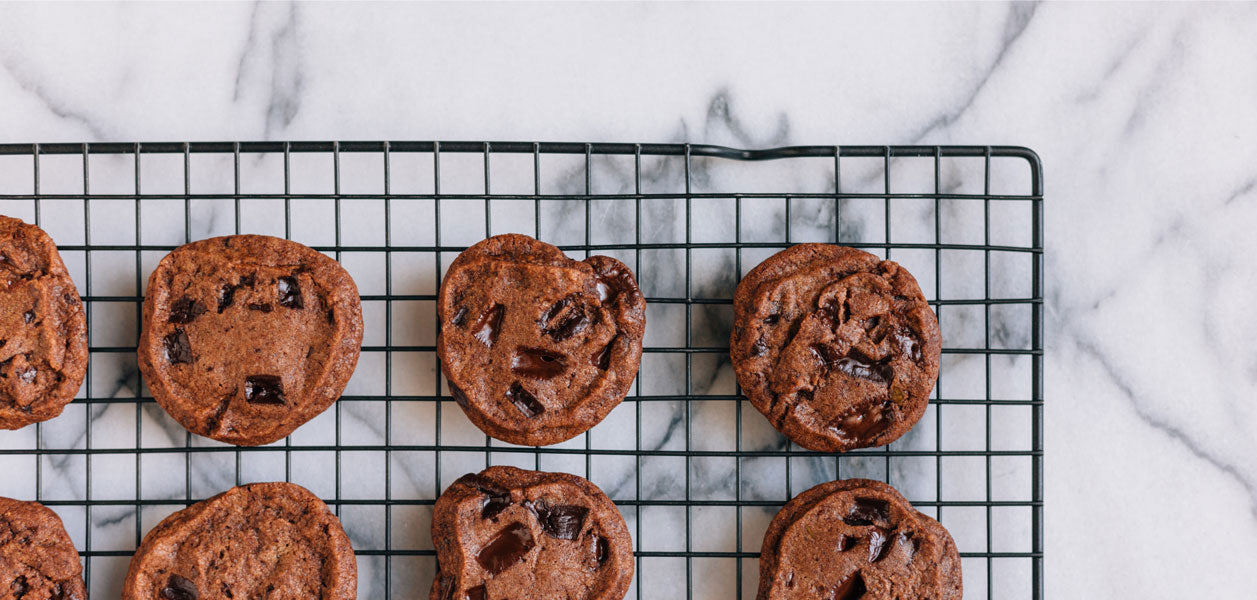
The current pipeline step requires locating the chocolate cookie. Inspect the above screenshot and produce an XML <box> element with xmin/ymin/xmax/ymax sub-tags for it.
<box><xmin>138</xmin><ymin>235</ymin><xmax>363</xmax><ymax>446</ymax></box>
<box><xmin>122</xmin><ymin>482</ymin><xmax>356</xmax><ymax>600</ymax></box>
<box><xmin>0</xmin><ymin>497</ymin><xmax>87</xmax><ymax>600</ymax></box>
<box><xmin>758</xmin><ymin>478</ymin><xmax>961</xmax><ymax>600</ymax></box>
<box><xmin>0</xmin><ymin>216</ymin><xmax>88</xmax><ymax>430</ymax></box>
<box><xmin>730</xmin><ymin>244</ymin><xmax>940</xmax><ymax>452</ymax></box>
<box><xmin>430</xmin><ymin>466</ymin><xmax>633</xmax><ymax>600</ymax></box>
<box><xmin>437</xmin><ymin>234</ymin><xmax>645</xmax><ymax>446</ymax></box>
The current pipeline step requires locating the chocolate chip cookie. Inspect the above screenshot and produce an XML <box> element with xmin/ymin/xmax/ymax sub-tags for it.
<box><xmin>0</xmin><ymin>216</ymin><xmax>88</xmax><ymax>430</ymax></box>
<box><xmin>138</xmin><ymin>235</ymin><xmax>364</xmax><ymax>446</ymax></box>
<box><xmin>0</xmin><ymin>497</ymin><xmax>87</xmax><ymax>600</ymax></box>
<box><xmin>431</xmin><ymin>466</ymin><xmax>633</xmax><ymax>600</ymax></box>
<box><xmin>437</xmin><ymin>234</ymin><xmax>646</xmax><ymax>446</ymax></box>
<box><xmin>758</xmin><ymin>478</ymin><xmax>961</xmax><ymax>600</ymax></box>
<box><xmin>122</xmin><ymin>482</ymin><xmax>356</xmax><ymax>600</ymax></box>
<box><xmin>731</xmin><ymin>244</ymin><xmax>940</xmax><ymax>452</ymax></box>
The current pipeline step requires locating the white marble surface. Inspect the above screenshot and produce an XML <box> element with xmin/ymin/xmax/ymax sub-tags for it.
<box><xmin>0</xmin><ymin>2</ymin><xmax>1255</xmax><ymax>599</ymax></box>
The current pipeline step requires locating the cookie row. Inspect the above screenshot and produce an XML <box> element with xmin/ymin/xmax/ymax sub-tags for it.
<box><xmin>0</xmin><ymin>466</ymin><xmax>628</xmax><ymax>600</ymax></box>
<box><xmin>1</xmin><ymin>468</ymin><xmax>959</xmax><ymax>600</ymax></box>
<box><xmin>0</xmin><ymin>216</ymin><xmax>367</xmax><ymax>445</ymax></box>
<box><xmin>438</xmin><ymin>234</ymin><xmax>943</xmax><ymax>453</ymax></box>
<box><xmin>1</xmin><ymin>221</ymin><xmax>941</xmax><ymax>455</ymax></box>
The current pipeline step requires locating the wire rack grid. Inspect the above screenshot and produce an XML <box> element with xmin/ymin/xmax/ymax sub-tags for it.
<box><xmin>0</xmin><ymin>141</ymin><xmax>1043</xmax><ymax>600</ymax></box>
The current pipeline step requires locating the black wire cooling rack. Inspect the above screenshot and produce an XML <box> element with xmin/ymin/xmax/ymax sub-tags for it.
<box><xmin>0</xmin><ymin>141</ymin><xmax>1042</xmax><ymax>600</ymax></box>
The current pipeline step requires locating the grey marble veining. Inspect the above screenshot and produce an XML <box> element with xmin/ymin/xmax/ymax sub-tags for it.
<box><xmin>0</xmin><ymin>2</ymin><xmax>1254</xmax><ymax>599</ymax></box>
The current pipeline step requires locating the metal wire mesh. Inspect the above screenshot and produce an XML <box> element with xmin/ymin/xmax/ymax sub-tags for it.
<box><xmin>0</xmin><ymin>141</ymin><xmax>1043</xmax><ymax>600</ymax></box>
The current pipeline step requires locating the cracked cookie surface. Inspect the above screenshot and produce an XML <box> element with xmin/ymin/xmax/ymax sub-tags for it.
<box><xmin>0</xmin><ymin>216</ymin><xmax>87</xmax><ymax>430</ymax></box>
<box><xmin>138</xmin><ymin>235</ymin><xmax>363</xmax><ymax>446</ymax></box>
<box><xmin>122</xmin><ymin>482</ymin><xmax>355</xmax><ymax>600</ymax></box>
<box><xmin>0</xmin><ymin>496</ymin><xmax>86</xmax><ymax>600</ymax></box>
<box><xmin>758</xmin><ymin>479</ymin><xmax>961</xmax><ymax>600</ymax></box>
<box><xmin>430</xmin><ymin>466</ymin><xmax>633</xmax><ymax>600</ymax></box>
<box><xmin>437</xmin><ymin>234</ymin><xmax>645</xmax><ymax>446</ymax></box>
<box><xmin>731</xmin><ymin>244</ymin><xmax>940</xmax><ymax>452</ymax></box>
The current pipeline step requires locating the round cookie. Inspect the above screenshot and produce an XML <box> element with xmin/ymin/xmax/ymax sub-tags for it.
<box><xmin>758</xmin><ymin>479</ymin><xmax>961</xmax><ymax>600</ymax></box>
<box><xmin>730</xmin><ymin>244</ymin><xmax>940</xmax><ymax>452</ymax></box>
<box><xmin>437</xmin><ymin>234</ymin><xmax>645</xmax><ymax>446</ymax></box>
<box><xmin>138</xmin><ymin>235</ymin><xmax>363</xmax><ymax>446</ymax></box>
<box><xmin>430</xmin><ymin>466</ymin><xmax>633</xmax><ymax>600</ymax></box>
<box><xmin>0</xmin><ymin>497</ymin><xmax>87</xmax><ymax>600</ymax></box>
<box><xmin>122</xmin><ymin>482</ymin><xmax>356</xmax><ymax>600</ymax></box>
<box><xmin>0</xmin><ymin>216</ymin><xmax>88</xmax><ymax>430</ymax></box>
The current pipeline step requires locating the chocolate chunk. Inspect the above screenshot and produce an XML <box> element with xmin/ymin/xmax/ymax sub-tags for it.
<box><xmin>897</xmin><ymin>530</ymin><xmax>919</xmax><ymax>559</ymax></box>
<box><xmin>539</xmin><ymin>294</ymin><xmax>573</xmax><ymax>324</ymax></box>
<box><xmin>217</xmin><ymin>284</ymin><xmax>236</xmax><ymax>313</ymax></box>
<box><xmin>168</xmin><ymin>297</ymin><xmax>206</xmax><ymax>324</ymax></box>
<box><xmin>205</xmin><ymin>394</ymin><xmax>232</xmax><ymax>433</ymax></box>
<box><xmin>507</xmin><ymin>382</ymin><xmax>545</xmax><ymax>418</ymax></box>
<box><xmin>809</xmin><ymin>344</ymin><xmax>842</xmax><ymax>370</ymax></box>
<box><xmin>750</xmin><ymin>337</ymin><xmax>768</xmax><ymax>357</ymax></box>
<box><xmin>545</xmin><ymin>308</ymin><xmax>588</xmax><ymax>342</ymax></box>
<box><xmin>216</xmin><ymin>274</ymin><xmax>257</xmax><ymax>313</ymax></box>
<box><xmin>470</xmin><ymin>475</ymin><xmax>512</xmax><ymax>520</ymax></box>
<box><xmin>22</xmin><ymin>310</ymin><xmax>34</xmax><ymax>324</ymax></box>
<box><xmin>829</xmin><ymin>402</ymin><xmax>895</xmax><ymax>446</ymax></box>
<box><xmin>594</xmin><ymin>268</ymin><xmax>638</xmax><ymax>304</ymax></box>
<box><xmin>163</xmin><ymin>329</ymin><xmax>193</xmax><ymax>365</ymax></box>
<box><xmin>244</xmin><ymin>375</ymin><xmax>286</xmax><ymax>405</ymax></box>
<box><xmin>528</xmin><ymin>500</ymin><xmax>588</xmax><ymax>540</ymax></box>
<box><xmin>436</xmin><ymin>576</ymin><xmax>457</xmax><ymax>600</ymax></box>
<box><xmin>595</xmin><ymin>535</ymin><xmax>610</xmax><ymax>565</ymax></box>
<box><xmin>11</xmin><ymin>576</ymin><xmax>27</xmax><ymax>597</ymax></box>
<box><xmin>837</xmin><ymin>533</ymin><xmax>858</xmax><ymax>552</ymax></box>
<box><xmin>835</xmin><ymin>349</ymin><xmax>892</xmax><ymax>383</ymax></box>
<box><xmin>833</xmin><ymin>571</ymin><xmax>866</xmax><ymax>600</ymax></box>
<box><xmin>592</xmin><ymin>336</ymin><xmax>618</xmax><ymax>370</ymax></box>
<box><xmin>540</xmin><ymin>293</ymin><xmax>589</xmax><ymax>342</ymax></box>
<box><xmin>449</xmin><ymin>382</ymin><xmax>472</xmax><ymax>410</ymax></box>
<box><xmin>863</xmin><ymin>316</ymin><xmax>881</xmax><ymax>332</ymax></box>
<box><xmin>541</xmin><ymin>504</ymin><xmax>589</xmax><ymax>540</ymax></box>
<box><xmin>54</xmin><ymin>583</ymin><xmax>78</xmax><ymax>600</ymax></box>
<box><xmin>465</xmin><ymin>585</ymin><xmax>487</xmax><ymax>600</ymax></box>
<box><xmin>816</xmin><ymin>301</ymin><xmax>840</xmax><ymax>330</ymax></box>
<box><xmin>161</xmin><ymin>574</ymin><xmax>198</xmax><ymax>600</ymax></box>
<box><xmin>247</xmin><ymin>303</ymin><xmax>273</xmax><ymax>313</ymax></box>
<box><xmin>763</xmin><ymin>312</ymin><xmax>781</xmax><ymax>325</ymax></box>
<box><xmin>476</xmin><ymin>522</ymin><xmax>534</xmax><ymax>575</ymax></box>
<box><xmin>472</xmin><ymin>304</ymin><xmax>505</xmax><ymax>347</ymax></box>
<box><xmin>844</xmin><ymin>497</ymin><xmax>891</xmax><ymax>527</ymax></box>
<box><xmin>510</xmin><ymin>347</ymin><xmax>568</xmax><ymax>380</ymax></box>
<box><xmin>868</xmin><ymin>527</ymin><xmax>892</xmax><ymax>563</ymax></box>
<box><xmin>450</xmin><ymin>306</ymin><xmax>468</xmax><ymax>327</ymax></box>
<box><xmin>481</xmin><ymin>493</ymin><xmax>511</xmax><ymax>521</ymax></box>
<box><xmin>895</xmin><ymin>329</ymin><xmax>922</xmax><ymax>362</ymax></box>
<box><xmin>277</xmin><ymin>276</ymin><xmax>303</xmax><ymax>309</ymax></box>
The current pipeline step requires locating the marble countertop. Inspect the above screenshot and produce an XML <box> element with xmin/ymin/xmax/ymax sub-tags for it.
<box><xmin>1</xmin><ymin>2</ymin><xmax>1255</xmax><ymax>599</ymax></box>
